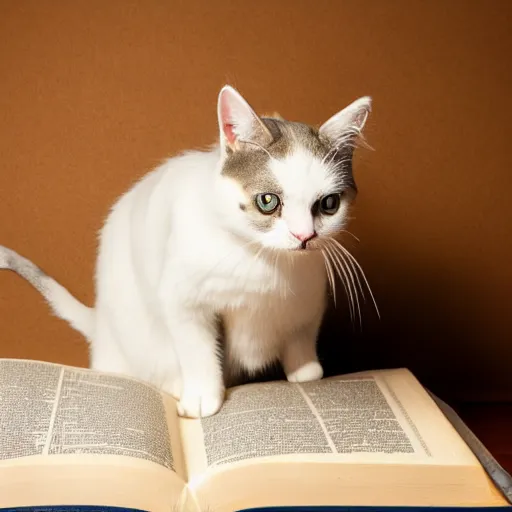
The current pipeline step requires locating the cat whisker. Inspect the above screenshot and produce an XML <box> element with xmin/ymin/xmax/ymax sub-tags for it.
<box><xmin>330</xmin><ymin>238</ymin><xmax>380</xmax><ymax>319</ymax></box>
<box><xmin>322</xmin><ymin>242</ymin><xmax>355</xmax><ymax>325</ymax></box>
<box><xmin>339</xmin><ymin>230</ymin><xmax>360</xmax><ymax>243</ymax></box>
<box><xmin>330</xmin><ymin>238</ymin><xmax>365</xmax><ymax>302</ymax></box>
<box><xmin>329</xmin><ymin>239</ymin><xmax>364</xmax><ymax>329</ymax></box>
<box><xmin>325</xmin><ymin>239</ymin><xmax>360</xmax><ymax>328</ymax></box>
<box><xmin>330</xmin><ymin>240</ymin><xmax>365</xmax><ymax>303</ymax></box>
<box><xmin>320</xmin><ymin>248</ymin><xmax>337</xmax><ymax>307</ymax></box>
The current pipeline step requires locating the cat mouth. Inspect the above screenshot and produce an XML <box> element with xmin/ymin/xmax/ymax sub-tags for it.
<box><xmin>291</xmin><ymin>241</ymin><xmax>320</xmax><ymax>252</ymax></box>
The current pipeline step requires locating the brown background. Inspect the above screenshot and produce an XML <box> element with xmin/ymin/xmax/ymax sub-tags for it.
<box><xmin>0</xmin><ymin>1</ymin><xmax>510</xmax><ymax>402</ymax></box>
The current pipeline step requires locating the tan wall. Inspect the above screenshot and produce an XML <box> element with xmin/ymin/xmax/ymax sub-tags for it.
<box><xmin>0</xmin><ymin>1</ymin><xmax>510</xmax><ymax>401</ymax></box>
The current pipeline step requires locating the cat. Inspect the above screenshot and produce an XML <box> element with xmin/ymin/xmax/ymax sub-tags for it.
<box><xmin>0</xmin><ymin>85</ymin><xmax>374</xmax><ymax>418</ymax></box>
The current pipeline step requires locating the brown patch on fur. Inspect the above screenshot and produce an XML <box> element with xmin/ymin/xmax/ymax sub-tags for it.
<box><xmin>221</xmin><ymin>116</ymin><xmax>356</xmax><ymax>232</ymax></box>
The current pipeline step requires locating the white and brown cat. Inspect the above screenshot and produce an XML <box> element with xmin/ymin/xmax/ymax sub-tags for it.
<box><xmin>0</xmin><ymin>86</ymin><xmax>374</xmax><ymax>417</ymax></box>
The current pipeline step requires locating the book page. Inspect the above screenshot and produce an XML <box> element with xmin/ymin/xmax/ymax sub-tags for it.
<box><xmin>0</xmin><ymin>359</ymin><xmax>175</xmax><ymax>467</ymax></box>
<box><xmin>0</xmin><ymin>359</ymin><xmax>187</xmax><ymax>511</ymax></box>
<box><xmin>201</xmin><ymin>380</ymin><xmax>333</xmax><ymax>466</ymax></box>
<box><xmin>180</xmin><ymin>369</ymin><xmax>500</xmax><ymax>512</ymax></box>
<box><xmin>297</xmin><ymin>377</ymin><xmax>423</xmax><ymax>455</ymax></box>
<box><xmin>181</xmin><ymin>368</ymin><xmax>478</xmax><ymax>477</ymax></box>
<box><xmin>188</xmin><ymin>374</ymin><xmax>423</xmax><ymax>471</ymax></box>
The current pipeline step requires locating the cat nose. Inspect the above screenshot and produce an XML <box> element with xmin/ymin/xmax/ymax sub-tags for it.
<box><xmin>291</xmin><ymin>231</ymin><xmax>317</xmax><ymax>243</ymax></box>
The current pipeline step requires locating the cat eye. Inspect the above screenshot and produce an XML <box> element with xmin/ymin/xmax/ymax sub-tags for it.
<box><xmin>255</xmin><ymin>193</ymin><xmax>280</xmax><ymax>214</ymax></box>
<box><xmin>319</xmin><ymin>193</ymin><xmax>342</xmax><ymax>215</ymax></box>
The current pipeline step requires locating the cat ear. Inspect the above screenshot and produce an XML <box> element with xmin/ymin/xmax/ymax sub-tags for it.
<box><xmin>319</xmin><ymin>96</ymin><xmax>371</xmax><ymax>148</ymax></box>
<box><xmin>217</xmin><ymin>85</ymin><xmax>272</xmax><ymax>153</ymax></box>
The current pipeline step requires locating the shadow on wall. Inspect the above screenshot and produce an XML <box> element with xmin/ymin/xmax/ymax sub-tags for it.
<box><xmin>247</xmin><ymin>239</ymin><xmax>509</xmax><ymax>403</ymax></box>
<box><xmin>318</xmin><ymin>248</ymin><xmax>509</xmax><ymax>403</ymax></box>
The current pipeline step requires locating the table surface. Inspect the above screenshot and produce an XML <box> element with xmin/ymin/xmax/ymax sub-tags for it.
<box><xmin>457</xmin><ymin>402</ymin><xmax>512</xmax><ymax>475</ymax></box>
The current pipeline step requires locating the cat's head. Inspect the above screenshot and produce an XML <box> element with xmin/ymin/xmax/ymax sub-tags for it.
<box><xmin>214</xmin><ymin>86</ymin><xmax>371</xmax><ymax>252</ymax></box>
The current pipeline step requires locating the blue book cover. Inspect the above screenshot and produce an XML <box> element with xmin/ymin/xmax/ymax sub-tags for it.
<box><xmin>0</xmin><ymin>507</ymin><xmax>511</xmax><ymax>512</ymax></box>
<box><xmin>241</xmin><ymin>507</ymin><xmax>512</xmax><ymax>511</ymax></box>
<box><xmin>0</xmin><ymin>508</ymin><xmax>145</xmax><ymax>512</ymax></box>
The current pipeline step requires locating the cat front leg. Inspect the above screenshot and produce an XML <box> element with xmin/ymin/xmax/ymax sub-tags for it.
<box><xmin>280</xmin><ymin>326</ymin><xmax>324</xmax><ymax>383</ymax></box>
<box><xmin>165</xmin><ymin>304</ymin><xmax>225</xmax><ymax>418</ymax></box>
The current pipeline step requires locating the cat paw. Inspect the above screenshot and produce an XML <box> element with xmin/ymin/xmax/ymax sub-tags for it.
<box><xmin>287</xmin><ymin>361</ymin><xmax>323</xmax><ymax>383</ymax></box>
<box><xmin>177</xmin><ymin>387</ymin><xmax>225</xmax><ymax>418</ymax></box>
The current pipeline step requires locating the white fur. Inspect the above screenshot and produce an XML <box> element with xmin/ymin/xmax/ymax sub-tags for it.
<box><xmin>1</xmin><ymin>86</ymin><xmax>371</xmax><ymax>418</ymax></box>
<box><xmin>91</xmin><ymin>147</ymin><xmax>329</xmax><ymax>418</ymax></box>
<box><xmin>261</xmin><ymin>148</ymin><xmax>351</xmax><ymax>250</ymax></box>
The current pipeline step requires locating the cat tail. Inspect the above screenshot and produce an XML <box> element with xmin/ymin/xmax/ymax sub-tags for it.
<box><xmin>0</xmin><ymin>245</ymin><xmax>95</xmax><ymax>341</ymax></box>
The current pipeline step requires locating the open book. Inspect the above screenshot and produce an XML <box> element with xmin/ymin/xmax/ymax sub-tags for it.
<box><xmin>0</xmin><ymin>359</ymin><xmax>508</xmax><ymax>511</ymax></box>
